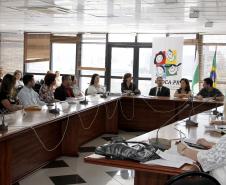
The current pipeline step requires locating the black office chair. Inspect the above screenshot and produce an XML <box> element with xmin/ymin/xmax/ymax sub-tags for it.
<box><xmin>165</xmin><ymin>171</ymin><xmax>220</xmax><ymax>185</ymax></box>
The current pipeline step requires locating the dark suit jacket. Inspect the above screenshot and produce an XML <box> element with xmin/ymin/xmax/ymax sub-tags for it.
<box><xmin>149</xmin><ymin>86</ymin><xmax>170</xmax><ymax>97</ymax></box>
<box><xmin>54</xmin><ymin>85</ymin><xmax>74</xmax><ymax>101</ymax></box>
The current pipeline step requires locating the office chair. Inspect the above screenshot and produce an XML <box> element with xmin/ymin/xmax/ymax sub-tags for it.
<box><xmin>165</xmin><ymin>171</ymin><xmax>220</xmax><ymax>185</ymax></box>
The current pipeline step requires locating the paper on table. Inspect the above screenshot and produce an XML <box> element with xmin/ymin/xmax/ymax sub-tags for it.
<box><xmin>143</xmin><ymin>144</ymin><xmax>194</xmax><ymax>168</ymax></box>
<box><xmin>143</xmin><ymin>159</ymin><xmax>185</xmax><ymax>168</ymax></box>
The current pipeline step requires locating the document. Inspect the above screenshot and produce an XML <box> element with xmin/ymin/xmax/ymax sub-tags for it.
<box><xmin>143</xmin><ymin>144</ymin><xmax>194</xmax><ymax>168</ymax></box>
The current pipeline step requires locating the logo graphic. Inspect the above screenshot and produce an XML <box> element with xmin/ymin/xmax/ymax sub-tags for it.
<box><xmin>154</xmin><ymin>49</ymin><xmax>181</xmax><ymax>77</ymax></box>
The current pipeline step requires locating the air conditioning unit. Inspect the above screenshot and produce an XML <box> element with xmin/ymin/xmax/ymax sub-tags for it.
<box><xmin>205</xmin><ymin>21</ymin><xmax>213</xmax><ymax>27</ymax></box>
<box><xmin>189</xmin><ymin>10</ymin><xmax>199</xmax><ymax>18</ymax></box>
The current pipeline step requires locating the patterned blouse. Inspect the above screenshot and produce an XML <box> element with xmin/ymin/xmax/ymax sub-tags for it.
<box><xmin>39</xmin><ymin>84</ymin><xmax>54</xmax><ymax>103</ymax></box>
<box><xmin>197</xmin><ymin>135</ymin><xmax>226</xmax><ymax>185</ymax></box>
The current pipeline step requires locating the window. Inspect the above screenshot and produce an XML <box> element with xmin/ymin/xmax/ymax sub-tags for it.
<box><xmin>202</xmin><ymin>45</ymin><xmax>226</xmax><ymax>93</ymax></box>
<box><xmin>138</xmin><ymin>80</ymin><xmax>152</xmax><ymax>96</ymax></box>
<box><xmin>203</xmin><ymin>35</ymin><xmax>226</xmax><ymax>43</ymax></box>
<box><xmin>111</xmin><ymin>47</ymin><xmax>134</xmax><ymax>77</ymax></box>
<box><xmin>182</xmin><ymin>45</ymin><xmax>196</xmax><ymax>80</ymax></box>
<box><xmin>52</xmin><ymin>43</ymin><xmax>76</xmax><ymax>74</ymax></box>
<box><xmin>169</xmin><ymin>34</ymin><xmax>196</xmax><ymax>39</ymax></box>
<box><xmin>81</xmin><ymin>44</ymin><xmax>106</xmax><ymax>76</ymax></box>
<box><xmin>25</xmin><ymin>61</ymin><xmax>49</xmax><ymax>73</ymax></box>
<box><xmin>110</xmin><ymin>78</ymin><xmax>122</xmax><ymax>93</ymax></box>
<box><xmin>139</xmin><ymin>48</ymin><xmax>153</xmax><ymax>78</ymax></box>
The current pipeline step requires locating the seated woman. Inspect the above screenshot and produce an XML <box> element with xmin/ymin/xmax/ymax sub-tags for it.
<box><xmin>0</xmin><ymin>74</ymin><xmax>23</xmax><ymax>112</ymax></box>
<box><xmin>39</xmin><ymin>73</ymin><xmax>56</xmax><ymax>103</ymax></box>
<box><xmin>121</xmin><ymin>73</ymin><xmax>140</xmax><ymax>95</ymax></box>
<box><xmin>87</xmin><ymin>74</ymin><xmax>105</xmax><ymax>95</ymax></box>
<box><xmin>177</xmin><ymin>137</ymin><xmax>226</xmax><ymax>185</ymax></box>
<box><xmin>174</xmin><ymin>78</ymin><xmax>191</xmax><ymax>98</ymax></box>
<box><xmin>14</xmin><ymin>70</ymin><xmax>24</xmax><ymax>89</ymax></box>
<box><xmin>71</xmin><ymin>76</ymin><xmax>82</xmax><ymax>96</ymax></box>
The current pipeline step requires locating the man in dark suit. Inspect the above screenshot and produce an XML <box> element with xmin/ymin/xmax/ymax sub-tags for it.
<box><xmin>149</xmin><ymin>76</ymin><xmax>170</xmax><ymax>97</ymax></box>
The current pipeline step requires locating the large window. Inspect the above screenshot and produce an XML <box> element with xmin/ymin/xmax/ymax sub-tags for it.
<box><xmin>52</xmin><ymin>43</ymin><xmax>76</xmax><ymax>74</ymax></box>
<box><xmin>25</xmin><ymin>61</ymin><xmax>49</xmax><ymax>73</ymax></box>
<box><xmin>111</xmin><ymin>47</ymin><xmax>134</xmax><ymax>76</ymax></box>
<box><xmin>81</xmin><ymin>44</ymin><xmax>106</xmax><ymax>76</ymax></box>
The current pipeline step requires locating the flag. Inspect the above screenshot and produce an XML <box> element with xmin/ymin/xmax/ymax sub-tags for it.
<box><xmin>192</xmin><ymin>46</ymin><xmax>199</xmax><ymax>92</ymax></box>
<box><xmin>210</xmin><ymin>47</ymin><xmax>217</xmax><ymax>88</ymax></box>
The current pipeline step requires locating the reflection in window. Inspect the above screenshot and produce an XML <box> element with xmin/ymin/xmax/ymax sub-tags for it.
<box><xmin>139</xmin><ymin>48</ymin><xmax>153</xmax><ymax>78</ymax></box>
<box><xmin>25</xmin><ymin>61</ymin><xmax>49</xmax><ymax>73</ymax></box>
<box><xmin>111</xmin><ymin>47</ymin><xmax>133</xmax><ymax>77</ymax></box>
<box><xmin>52</xmin><ymin>43</ymin><xmax>76</xmax><ymax>74</ymax></box>
<box><xmin>81</xmin><ymin>44</ymin><xmax>105</xmax><ymax>76</ymax></box>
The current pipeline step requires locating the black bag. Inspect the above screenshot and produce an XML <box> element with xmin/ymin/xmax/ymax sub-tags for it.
<box><xmin>95</xmin><ymin>137</ymin><xmax>160</xmax><ymax>162</ymax></box>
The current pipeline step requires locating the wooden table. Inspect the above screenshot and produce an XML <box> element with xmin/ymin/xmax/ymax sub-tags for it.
<box><xmin>85</xmin><ymin>112</ymin><xmax>222</xmax><ymax>185</ymax></box>
<box><xmin>0</xmin><ymin>95</ymin><xmax>222</xmax><ymax>185</ymax></box>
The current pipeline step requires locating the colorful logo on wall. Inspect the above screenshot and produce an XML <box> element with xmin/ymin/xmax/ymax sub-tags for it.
<box><xmin>154</xmin><ymin>49</ymin><xmax>181</xmax><ymax>77</ymax></box>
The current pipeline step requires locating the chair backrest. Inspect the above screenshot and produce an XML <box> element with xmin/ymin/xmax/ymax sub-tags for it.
<box><xmin>165</xmin><ymin>171</ymin><xmax>220</xmax><ymax>185</ymax></box>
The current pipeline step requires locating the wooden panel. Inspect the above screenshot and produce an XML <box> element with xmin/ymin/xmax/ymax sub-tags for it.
<box><xmin>104</xmin><ymin>101</ymin><xmax>118</xmax><ymax>134</ymax></box>
<box><xmin>61</xmin><ymin>116</ymin><xmax>79</xmax><ymax>156</ymax></box>
<box><xmin>134</xmin><ymin>171</ymin><xmax>171</xmax><ymax>185</ymax></box>
<box><xmin>0</xmin><ymin>141</ymin><xmax>11</xmax><ymax>185</ymax></box>
<box><xmin>119</xmin><ymin>98</ymin><xmax>177</xmax><ymax>131</ymax></box>
<box><xmin>77</xmin><ymin>106</ymin><xmax>106</xmax><ymax>146</ymax></box>
<box><xmin>11</xmin><ymin>121</ymin><xmax>62</xmax><ymax>182</ymax></box>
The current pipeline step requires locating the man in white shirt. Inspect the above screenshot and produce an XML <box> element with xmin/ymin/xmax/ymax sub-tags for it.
<box><xmin>17</xmin><ymin>74</ymin><xmax>45</xmax><ymax>107</ymax></box>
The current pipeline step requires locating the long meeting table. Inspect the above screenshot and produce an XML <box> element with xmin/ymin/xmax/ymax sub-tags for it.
<box><xmin>0</xmin><ymin>95</ymin><xmax>223</xmax><ymax>185</ymax></box>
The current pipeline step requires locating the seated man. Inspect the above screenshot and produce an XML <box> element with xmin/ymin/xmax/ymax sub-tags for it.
<box><xmin>195</xmin><ymin>77</ymin><xmax>224</xmax><ymax>101</ymax></box>
<box><xmin>17</xmin><ymin>74</ymin><xmax>45</xmax><ymax>107</ymax></box>
<box><xmin>54</xmin><ymin>75</ymin><xmax>74</xmax><ymax>101</ymax></box>
<box><xmin>149</xmin><ymin>76</ymin><xmax>170</xmax><ymax>97</ymax></box>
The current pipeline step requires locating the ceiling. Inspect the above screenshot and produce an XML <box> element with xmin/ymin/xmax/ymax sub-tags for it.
<box><xmin>0</xmin><ymin>0</ymin><xmax>226</xmax><ymax>34</ymax></box>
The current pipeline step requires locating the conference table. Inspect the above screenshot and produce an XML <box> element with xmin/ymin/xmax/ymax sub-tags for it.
<box><xmin>85</xmin><ymin>111</ymin><xmax>222</xmax><ymax>185</ymax></box>
<box><xmin>0</xmin><ymin>95</ymin><xmax>223</xmax><ymax>185</ymax></box>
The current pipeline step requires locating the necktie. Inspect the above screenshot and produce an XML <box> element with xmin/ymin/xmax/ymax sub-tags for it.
<box><xmin>157</xmin><ymin>87</ymin><xmax>161</xmax><ymax>96</ymax></box>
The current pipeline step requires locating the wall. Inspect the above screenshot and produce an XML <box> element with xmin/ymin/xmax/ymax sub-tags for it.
<box><xmin>0</xmin><ymin>32</ymin><xmax>24</xmax><ymax>74</ymax></box>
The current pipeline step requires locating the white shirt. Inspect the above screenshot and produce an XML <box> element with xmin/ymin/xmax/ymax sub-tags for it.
<box><xmin>156</xmin><ymin>87</ymin><xmax>162</xmax><ymax>96</ymax></box>
<box><xmin>197</xmin><ymin>135</ymin><xmax>226</xmax><ymax>185</ymax></box>
<box><xmin>87</xmin><ymin>85</ymin><xmax>105</xmax><ymax>95</ymax></box>
<box><xmin>17</xmin><ymin>86</ymin><xmax>45</xmax><ymax>106</ymax></box>
<box><xmin>15</xmin><ymin>80</ymin><xmax>24</xmax><ymax>88</ymax></box>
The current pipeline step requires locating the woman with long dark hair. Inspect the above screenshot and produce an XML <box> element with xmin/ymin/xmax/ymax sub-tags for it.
<box><xmin>87</xmin><ymin>74</ymin><xmax>105</xmax><ymax>95</ymax></box>
<box><xmin>39</xmin><ymin>73</ymin><xmax>56</xmax><ymax>103</ymax></box>
<box><xmin>121</xmin><ymin>73</ymin><xmax>140</xmax><ymax>95</ymax></box>
<box><xmin>0</xmin><ymin>74</ymin><xmax>23</xmax><ymax>112</ymax></box>
<box><xmin>174</xmin><ymin>78</ymin><xmax>191</xmax><ymax>98</ymax></box>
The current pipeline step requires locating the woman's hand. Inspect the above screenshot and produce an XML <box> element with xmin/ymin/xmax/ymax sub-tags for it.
<box><xmin>196</xmin><ymin>138</ymin><xmax>213</xmax><ymax>149</ymax></box>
